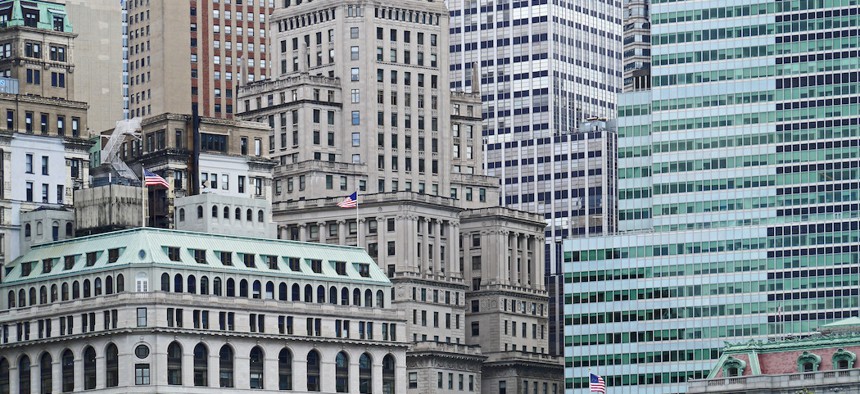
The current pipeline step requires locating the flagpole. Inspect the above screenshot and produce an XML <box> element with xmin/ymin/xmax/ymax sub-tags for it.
<box><xmin>141</xmin><ymin>166</ymin><xmax>146</xmax><ymax>228</ymax></box>
<box><xmin>355</xmin><ymin>190</ymin><xmax>360</xmax><ymax>247</ymax></box>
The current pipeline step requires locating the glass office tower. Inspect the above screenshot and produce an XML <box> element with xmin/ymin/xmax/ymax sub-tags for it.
<box><xmin>565</xmin><ymin>0</ymin><xmax>860</xmax><ymax>392</ymax></box>
<box><xmin>447</xmin><ymin>0</ymin><xmax>623</xmax><ymax>356</ymax></box>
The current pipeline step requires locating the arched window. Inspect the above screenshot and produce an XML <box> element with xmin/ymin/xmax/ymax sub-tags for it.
<box><xmin>341</xmin><ymin>287</ymin><xmax>349</xmax><ymax>305</ymax></box>
<box><xmin>197</xmin><ymin>206</ymin><xmax>203</xmax><ymax>218</ymax></box>
<box><xmin>188</xmin><ymin>275</ymin><xmax>197</xmax><ymax>294</ymax></box>
<box><xmin>265</xmin><ymin>282</ymin><xmax>274</xmax><ymax>300</ymax></box>
<box><xmin>722</xmin><ymin>356</ymin><xmax>746</xmax><ymax>378</ymax></box>
<box><xmin>7</xmin><ymin>291</ymin><xmax>14</xmax><ymax>308</ymax></box>
<box><xmin>364</xmin><ymin>289</ymin><xmax>372</xmax><ymax>307</ymax></box>
<box><xmin>51</xmin><ymin>284</ymin><xmax>58</xmax><ymax>302</ymax></box>
<box><xmin>161</xmin><ymin>273</ymin><xmax>170</xmax><ymax>291</ymax></box>
<box><xmin>178</xmin><ymin>208</ymin><xmax>185</xmax><ymax>221</ymax></box>
<box><xmin>226</xmin><ymin>278</ymin><xmax>235</xmax><ymax>297</ymax></box>
<box><xmin>61</xmin><ymin>283</ymin><xmax>69</xmax><ymax>301</ymax></box>
<box><xmin>94</xmin><ymin>278</ymin><xmax>102</xmax><ymax>296</ymax></box>
<box><xmin>201</xmin><ymin>276</ymin><xmax>210</xmax><ymax>295</ymax></box>
<box><xmin>330</xmin><ymin>286</ymin><xmax>338</xmax><ymax>305</ymax></box>
<box><xmin>278</xmin><ymin>348</ymin><xmax>293</xmax><ymax>390</ymax></box>
<box><xmin>24</xmin><ymin>223</ymin><xmax>31</xmax><ymax>238</ymax></box>
<box><xmin>116</xmin><ymin>274</ymin><xmax>125</xmax><ymax>292</ymax></box>
<box><xmin>335</xmin><ymin>351</ymin><xmax>349</xmax><ymax>392</ymax></box>
<box><xmin>40</xmin><ymin>285</ymin><xmax>47</xmax><ymax>304</ymax></box>
<box><xmin>304</xmin><ymin>285</ymin><xmax>313</xmax><ymax>302</ymax></box>
<box><xmin>377</xmin><ymin>290</ymin><xmax>385</xmax><ymax>308</ymax></box>
<box><xmin>83</xmin><ymin>346</ymin><xmax>97</xmax><ymax>390</ymax></box>
<box><xmin>211</xmin><ymin>205</ymin><xmax>218</xmax><ymax>218</ymax></box>
<box><xmin>353</xmin><ymin>288</ymin><xmax>362</xmax><ymax>306</ymax></box>
<box><xmin>65</xmin><ymin>222</ymin><xmax>73</xmax><ymax>236</ymax></box>
<box><xmin>382</xmin><ymin>354</ymin><xmax>396</xmax><ymax>394</ymax></box>
<box><xmin>61</xmin><ymin>349</ymin><xmax>74</xmax><ymax>392</ymax></box>
<box><xmin>52</xmin><ymin>222</ymin><xmax>59</xmax><ymax>241</ymax></box>
<box><xmin>219</xmin><ymin>345</ymin><xmax>234</xmax><ymax>388</ymax></box>
<box><xmin>213</xmin><ymin>277</ymin><xmax>223</xmax><ymax>296</ymax></box>
<box><xmin>82</xmin><ymin>280</ymin><xmax>91</xmax><ymax>298</ymax></box>
<box><xmin>223</xmin><ymin>206</ymin><xmax>230</xmax><ymax>218</ymax></box>
<box><xmin>18</xmin><ymin>289</ymin><xmax>26</xmax><ymax>307</ymax></box>
<box><xmin>277</xmin><ymin>283</ymin><xmax>287</xmax><ymax>300</ymax></box>
<box><xmin>797</xmin><ymin>351</ymin><xmax>822</xmax><ymax>373</ymax></box>
<box><xmin>106</xmin><ymin>343</ymin><xmax>119</xmax><ymax>387</ymax></box>
<box><xmin>235</xmin><ymin>208</ymin><xmax>241</xmax><ymax>220</ymax></box>
<box><xmin>307</xmin><ymin>350</ymin><xmax>321</xmax><ymax>392</ymax></box>
<box><xmin>359</xmin><ymin>353</ymin><xmax>372</xmax><ymax>394</ymax></box>
<box><xmin>167</xmin><ymin>341</ymin><xmax>182</xmax><ymax>385</ymax></box>
<box><xmin>0</xmin><ymin>358</ymin><xmax>8</xmax><ymax>394</ymax></box>
<box><xmin>246</xmin><ymin>209</ymin><xmax>253</xmax><ymax>221</ymax></box>
<box><xmin>249</xmin><ymin>346</ymin><xmax>264</xmax><ymax>389</ymax></box>
<box><xmin>18</xmin><ymin>355</ymin><xmax>30</xmax><ymax>394</ymax></box>
<box><xmin>174</xmin><ymin>274</ymin><xmax>184</xmax><ymax>293</ymax></box>
<box><xmin>72</xmin><ymin>282</ymin><xmax>80</xmax><ymax>299</ymax></box>
<box><xmin>257</xmin><ymin>210</ymin><xmax>264</xmax><ymax>222</ymax></box>
<box><xmin>833</xmin><ymin>349</ymin><xmax>856</xmax><ymax>370</ymax></box>
<box><xmin>29</xmin><ymin>287</ymin><xmax>37</xmax><ymax>304</ymax></box>
<box><xmin>105</xmin><ymin>276</ymin><xmax>114</xmax><ymax>294</ymax></box>
<box><xmin>40</xmin><ymin>353</ymin><xmax>52</xmax><ymax>393</ymax></box>
<box><xmin>240</xmin><ymin>280</ymin><xmax>249</xmax><ymax>297</ymax></box>
<box><xmin>317</xmin><ymin>286</ymin><xmax>325</xmax><ymax>303</ymax></box>
<box><xmin>291</xmin><ymin>284</ymin><xmax>300</xmax><ymax>301</ymax></box>
<box><xmin>194</xmin><ymin>343</ymin><xmax>208</xmax><ymax>387</ymax></box>
<box><xmin>252</xmin><ymin>280</ymin><xmax>261</xmax><ymax>299</ymax></box>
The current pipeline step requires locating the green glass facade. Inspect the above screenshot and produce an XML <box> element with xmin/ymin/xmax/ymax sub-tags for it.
<box><xmin>565</xmin><ymin>0</ymin><xmax>860</xmax><ymax>392</ymax></box>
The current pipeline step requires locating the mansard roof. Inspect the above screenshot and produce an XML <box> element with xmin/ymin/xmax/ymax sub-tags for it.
<box><xmin>3</xmin><ymin>228</ymin><xmax>390</xmax><ymax>286</ymax></box>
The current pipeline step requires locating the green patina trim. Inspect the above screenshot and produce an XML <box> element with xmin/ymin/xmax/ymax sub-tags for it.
<box><xmin>707</xmin><ymin>353</ymin><xmax>729</xmax><ymax>379</ymax></box>
<box><xmin>797</xmin><ymin>351</ymin><xmax>822</xmax><ymax>372</ymax></box>
<box><xmin>721</xmin><ymin>356</ymin><xmax>747</xmax><ymax>377</ymax></box>
<box><xmin>832</xmin><ymin>348</ymin><xmax>856</xmax><ymax>369</ymax></box>
<box><xmin>748</xmin><ymin>351</ymin><xmax>761</xmax><ymax>375</ymax></box>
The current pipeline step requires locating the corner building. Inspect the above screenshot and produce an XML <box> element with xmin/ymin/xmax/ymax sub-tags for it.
<box><xmin>0</xmin><ymin>228</ymin><xmax>407</xmax><ymax>393</ymax></box>
<box><xmin>565</xmin><ymin>0</ymin><xmax>860</xmax><ymax>392</ymax></box>
<box><xmin>237</xmin><ymin>0</ymin><xmax>563</xmax><ymax>392</ymax></box>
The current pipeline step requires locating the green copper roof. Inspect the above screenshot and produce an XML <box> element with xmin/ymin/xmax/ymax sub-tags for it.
<box><xmin>3</xmin><ymin>228</ymin><xmax>390</xmax><ymax>286</ymax></box>
<box><xmin>0</xmin><ymin>0</ymin><xmax>73</xmax><ymax>33</ymax></box>
<box><xmin>821</xmin><ymin>317</ymin><xmax>860</xmax><ymax>328</ymax></box>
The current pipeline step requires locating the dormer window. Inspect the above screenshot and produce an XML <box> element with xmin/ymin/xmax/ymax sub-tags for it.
<box><xmin>334</xmin><ymin>261</ymin><xmax>347</xmax><ymax>275</ymax></box>
<box><xmin>243</xmin><ymin>253</ymin><xmax>256</xmax><ymax>268</ymax></box>
<box><xmin>287</xmin><ymin>257</ymin><xmax>300</xmax><ymax>271</ymax></box>
<box><xmin>310</xmin><ymin>259</ymin><xmax>322</xmax><ymax>274</ymax></box>
<box><xmin>266</xmin><ymin>255</ymin><xmax>277</xmax><ymax>270</ymax></box>
<box><xmin>52</xmin><ymin>15</ymin><xmax>63</xmax><ymax>31</ymax></box>
<box><xmin>21</xmin><ymin>262</ymin><xmax>33</xmax><ymax>277</ymax></box>
<box><xmin>797</xmin><ymin>351</ymin><xmax>821</xmax><ymax>373</ymax></box>
<box><xmin>357</xmin><ymin>263</ymin><xmax>371</xmax><ymax>278</ymax></box>
<box><xmin>220</xmin><ymin>251</ymin><xmax>232</xmax><ymax>266</ymax></box>
<box><xmin>42</xmin><ymin>258</ymin><xmax>52</xmax><ymax>273</ymax></box>
<box><xmin>86</xmin><ymin>252</ymin><xmax>98</xmax><ymax>266</ymax></box>
<box><xmin>63</xmin><ymin>255</ymin><xmax>75</xmax><ymax>270</ymax></box>
<box><xmin>832</xmin><ymin>349</ymin><xmax>856</xmax><ymax>370</ymax></box>
<box><xmin>23</xmin><ymin>9</ymin><xmax>38</xmax><ymax>28</ymax></box>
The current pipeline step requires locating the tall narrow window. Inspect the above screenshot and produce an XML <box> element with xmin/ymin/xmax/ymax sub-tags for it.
<box><xmin>336</xmin><ymin>351</ymin><xmax>349</xmax><ymax>392</ymax></box>
<box><xmin>249</xmin><ymin>346</ymin><xmax>264</xmax><ymax>389</ymax></box>
<box><xmin>106</xmin><ymin>343</ymin><xmax>119</xmax><ymax>387</ymax></box>
<box><xmin>359</xmin><ymin>353</ymin><xmax>373</xmax><ymax>394</ymax></box>
<box><xmin>278</xmin><ymin>348</ymin><xmax>293</xmax><ymax>390</ymax></box>
<box><xmin>382</xmin><ymin>354</ymin><xmax>396</xmax><ymax>394</ymax></box>
<box><xmin>219</xmin><ymin>346</ymin><xmax>234</xmax><ymax>388</ymax></box>
<box><xmin>61</xmin><ymin>349</ymin><xmax>74</xmax><ymax>392</ymax></box>
<box><xmin>83</xmin><ymin>346</ymin><xmax>96</xmax><ymax>390</ymax></box>
<box><xmin>194</xmin><ymin>343</ymin><xmax>208</xmax><ymax>386</ymax></box>
<box><xmin>40</xmin><ymin>353</ymin><xmax>52</xmax><ymax>393</ymax></box>
<box><xmin>307</xmin><ymin>350</ymin><xmax>321</xmax><ymax>391</ymax></box>
<box><xmin>167</xmin><ymin>342</ymin><xmax>182</xmax><ymax>385</ymax></box>
<box><xmin>18</xmin><ymin>355</ymin><xmax>30</xmax><ymax>394</ymax></box>
<box><xmin>0</xmin><ymin>358</ymin><xmax>7</xmax><ymax>394</ymax></box>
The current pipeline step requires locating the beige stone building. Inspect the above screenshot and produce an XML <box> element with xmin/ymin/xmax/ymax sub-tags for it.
<box><xmin>126</xmin><ymin>0</ymin><xmax>275</xmax><ymax>119</ymax></box>
<box><xmin>0</xmin><ymin>0</ymin><xmax>92</xmax><ymax>265</ymax></box>
<box><xmin>236</xmin><ymin>0</ymin><xmax>563</xmax><ymax>392</ymax></box>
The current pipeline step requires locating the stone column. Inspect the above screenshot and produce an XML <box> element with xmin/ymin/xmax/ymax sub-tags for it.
<box><xmin>208</xmin><ymin>349</ymin><xmax>220</xmax><ymax>389</ymax></box>
<box><xmin>376</xmin><ymin>217</ymin><xmax>386</xmax><ymax>269</ymax></box>
<box><xmin>521</xmin><ymin>235</ymin><xmax>530</xmax><ymax>287</ymax></box>
<box><xmin>8</xmin><ymin>360</ymin><xmax>17</xmax><ymax>394</ymax></box>
<box><xmin>318</xmin><ymin>222</ymin><xmax>327</xmax><ymax>244</ymax></box>
<box><xmin>320</xmin><ymin>358</ymin><xmax>336</xmax><ymax>393</ymax></box>
<box><xmin>299</xmin><ymin>223</ymin><xmax>308</xmax><ymax>242</ymax></box>
<box><xmin>52</xmin><ymin>356</ymin><xmax>62</xmax><ymax>393</ymax></box>
<box><xmin>338</xmin><ymin>220</ymin><xmax>347</xmax><ymax>245</ymax></box>
<box><xmin>358</xmin><ymin>218</ymin><xmax>366</xmax><ymax>247</ymax></box>
<box><xmin>434</xmin><ymin>219</ymin><xmax>442</xmax><ymax>275</ymax></box>
<box><xmin>420</xmin><ymin>217</ymin><xmax>429</xmax><ymax>273</ymax></box>
<box><xmin>182</xmin><ymin>348</ymin><xmax>194</xmax><ymax>388</ymax></box>
<box><xmin>448</xmin><ymin>222</ymin><xmax>460</xmax><ymax>278</ymax></box>
<box><xmin>520</xmin><ymin>234</ymin><xmax>529</xmax><ymax>287</ymax></box>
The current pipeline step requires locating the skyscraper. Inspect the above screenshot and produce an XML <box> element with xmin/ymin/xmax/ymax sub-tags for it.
<box><xmin>125</xmin><ymin>0</ymin><xmax>275</xmax><ymax>119</ymax></box>
<box><xmin>565</xmin><ymin>0</ymin><xmax>860</xmax><ymax>392</ymax></box>
<box><xmin>621</xmin><ymin>0</ymin><xmax>649</xmax><ymax>92</ymax></box>
<box><xmin>446</xmin><ymin>0</ymin><xmax>624</xmax><ymax>356</ymax></box>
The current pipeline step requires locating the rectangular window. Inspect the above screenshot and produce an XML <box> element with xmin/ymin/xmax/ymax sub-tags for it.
<box><xmin>136</xmin><ymin>308</ymin><xmax>147</xmax><ymax>327</ymax></box>
<box><xmin>135</xmin><ymin>364</ymin><xmax>150</xmax><ymax>385</ymax></box>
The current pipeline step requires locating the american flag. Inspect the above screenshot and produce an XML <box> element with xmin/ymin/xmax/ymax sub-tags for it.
<box><xmin>590</xmin><ymin>373</ymin><xmax>606</xmax><ymax>393</ymax></box>
<box><xmin>143</xmin><ymin>169</ymin><xmax>169</xmax><ymax>189</ymax></box>
<box><xmin>337</xmin><ymin>192</ymin><xmax>358</xmax><ymax>208</ymax></box>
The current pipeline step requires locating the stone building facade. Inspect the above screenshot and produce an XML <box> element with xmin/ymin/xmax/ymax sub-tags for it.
<box><xmin>0</xmin><ymin>0</ymin><xmax>92</xmax><ymax>265</ymax></box>
<box><xmin>0</xmin><ymin>228</ymin><xmax>408</xmax><ymax>393</ymax></box>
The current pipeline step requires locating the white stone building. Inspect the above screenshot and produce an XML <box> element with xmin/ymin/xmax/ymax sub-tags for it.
<box><xmin>0</xmin><ymin>228</ymin><xmax>407</xmax><ymax>393</ymax></box>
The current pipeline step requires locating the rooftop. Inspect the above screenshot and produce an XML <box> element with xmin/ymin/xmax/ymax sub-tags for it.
<box><xmin>2</xmin><ymin>228</ymin><xmax>390</xmax><ymax>286</ymax></box>
<box><xmin>0</xmin><ymin>0</ymin><xmax>73</xmax><ymax>33</ymax></box>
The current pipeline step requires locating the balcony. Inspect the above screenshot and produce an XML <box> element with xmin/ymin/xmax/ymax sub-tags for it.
<box><xmin>688</xmin><ymin>369</ymin><xmax>860</xmax><ymax>393</ymax></box>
